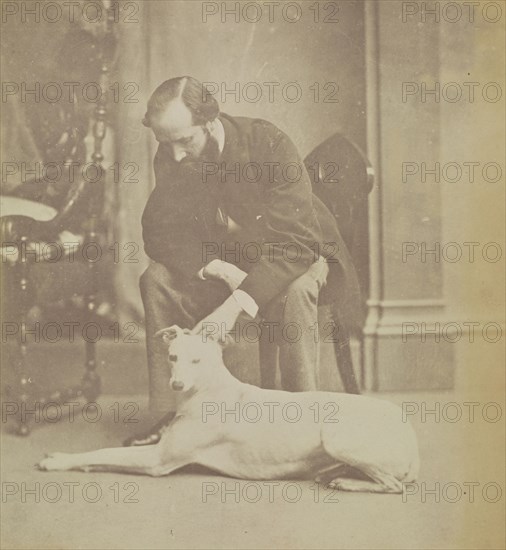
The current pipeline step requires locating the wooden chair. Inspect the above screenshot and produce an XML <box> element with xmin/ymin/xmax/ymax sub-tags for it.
<box><xmin>258</xmin><ymin>133</ymin><xmax>374</xmax><ymax>394</ymax></box>
<box><xmin>0</xmin><ymin>7</ymin><xmax>116</xmax><ymax>435</ymax></box>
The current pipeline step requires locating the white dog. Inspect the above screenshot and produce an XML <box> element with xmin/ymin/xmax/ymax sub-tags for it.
<box><xmin>38</xmin><ymin>326</ymin><xmax>419</xmax><ymax>493</ymax></box>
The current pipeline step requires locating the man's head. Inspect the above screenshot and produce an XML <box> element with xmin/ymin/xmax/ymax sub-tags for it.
<box><xmin>143</xmin><ymin>76</ymin><xmax>220</xmax><ymax>163</ymax></box>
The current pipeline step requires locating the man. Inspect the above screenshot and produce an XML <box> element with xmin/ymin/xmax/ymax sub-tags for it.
<box><xmin>127</xmin><ymin>76</ymin><xmax>363</xmax><ymax>445</ymax></box>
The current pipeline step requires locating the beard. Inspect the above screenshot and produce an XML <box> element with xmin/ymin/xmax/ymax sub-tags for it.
<box><xmin>196</xmin><ymin>127</ymin><xmax>221</xmax><ymax>163</ymax></box>
<box><xmin>176</xmin><ymin>128</ymin><xmax>221</xmax><ymax>186</ymax></box>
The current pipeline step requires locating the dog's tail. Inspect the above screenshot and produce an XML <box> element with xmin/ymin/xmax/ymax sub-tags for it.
<box><xmin>403</xmin><ymin>427</ymin><xmax>420</xmax><ymax>482</ymax></box>
<box><xmin>405</xmin><ymin>452</ymin><xmax>420</xmax><ymax>482</ymax></box>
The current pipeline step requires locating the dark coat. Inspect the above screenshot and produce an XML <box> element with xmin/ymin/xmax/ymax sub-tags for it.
<box><xmin>142</xmin><ymin>113</ymin><xmax>364</xmax><ymax>331</ymax></box>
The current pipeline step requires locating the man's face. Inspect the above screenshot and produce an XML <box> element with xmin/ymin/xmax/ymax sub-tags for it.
<box><xmin>150</xmin><ymin>100</ymin><xmax>217</xmax><ymax>163</ymax></box>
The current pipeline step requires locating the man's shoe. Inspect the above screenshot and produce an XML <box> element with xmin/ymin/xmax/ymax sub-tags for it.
<box><xmin>122</xmin><ymin>411</ymin><xmax>176</xmax><ymax>446</ymax></box>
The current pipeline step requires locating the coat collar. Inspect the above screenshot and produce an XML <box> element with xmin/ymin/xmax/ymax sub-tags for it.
<box><xmin>218</xmin><ymin>113</ymin><xmax>242</xmax><ymax>162</ymax></box>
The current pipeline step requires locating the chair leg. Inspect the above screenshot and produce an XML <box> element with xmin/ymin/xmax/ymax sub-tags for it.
<box><xmin>258</xmin><ymin>327</ymin><xmax>278</xmax><ymax>389</ymax></box>
<box><xmin>16</xmin><ymin>242</ymin><xmax>33</xmax><ymax>435</ymax></box>
<box><xmin>332</xmin><ymin>317</ymin><xmax>361</xmax><ymax>394</ymax></box>
<box><xmin>82</xmin><ymin>219</ymin><xmax>101</xmax><ymax>401</ymax></box>
<box><xmin>82</xmin><ymin>341</ymin><xmax>101</xmax><ymax>401</ymax></box>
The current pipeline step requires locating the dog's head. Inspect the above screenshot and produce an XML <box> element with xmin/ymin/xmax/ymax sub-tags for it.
<box><xmin>155</xmin><ymin>325</ymin><xmax>224</xmax><ymax>393</ymax></box>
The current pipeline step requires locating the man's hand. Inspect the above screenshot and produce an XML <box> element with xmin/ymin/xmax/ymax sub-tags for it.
<box><xmin>200</xmin><ymin>259</ymin><xmax>247</xmax><ymax>291</ymax></box>
<box><xmin>192</xmin><ymin>295</ymin><xmax>244</xmax><ymax>340</ymax></box>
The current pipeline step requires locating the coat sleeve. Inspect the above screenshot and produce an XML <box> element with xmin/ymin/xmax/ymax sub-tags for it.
<box><xmin>237</xmin><ymin>122</ymin><xmax>324</xmax><ymax>312</ymax></box>
<box><xmin>141</xmin><ymin>151</ymin><xmax>223</xmax><ymax>278</ymax></box>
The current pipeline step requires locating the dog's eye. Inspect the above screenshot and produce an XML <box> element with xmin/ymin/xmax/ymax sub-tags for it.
<box><xmin>169</xmin><ymin>354</ymin><xmax>178</xmax><ymax>362</ymax></box>
<box><xmin>192</xmin><ymin>358</ymin><xmax>200</xmax><ymax>364</ymax></box>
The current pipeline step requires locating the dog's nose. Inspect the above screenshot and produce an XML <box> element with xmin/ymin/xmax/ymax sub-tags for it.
<box><xmin>171</xmin><ymin>380</ymin><xmax>185</xmax><ymax>391</ymax></box>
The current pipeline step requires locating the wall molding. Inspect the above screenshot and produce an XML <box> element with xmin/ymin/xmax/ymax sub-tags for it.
<box><xmin>362</xmin><ymin>1</ymin><xmax>455</xmax><ymax>392</ymax></box>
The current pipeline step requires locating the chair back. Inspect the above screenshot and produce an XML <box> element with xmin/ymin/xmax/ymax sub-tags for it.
<box><xmin>304</xmin><ymin>133</ymin><xmax>374</xmax><ymax>253</ymax></box>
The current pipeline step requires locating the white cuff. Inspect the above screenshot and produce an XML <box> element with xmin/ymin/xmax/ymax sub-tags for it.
<box><xmin>197</xmin><ymin>267</ymin><xmax>206</xmax><ymax>280</ymax></box>
<box><xmin>232</xmin><ymin>289</ymin><xmax>259</xmax><ymax>319</ymax></box>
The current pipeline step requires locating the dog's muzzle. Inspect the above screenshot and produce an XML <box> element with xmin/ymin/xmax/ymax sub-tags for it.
<box><xmin>171</xmin><ymin>380</ymin><xmax>185</xmax><ymax>391</ymax></box>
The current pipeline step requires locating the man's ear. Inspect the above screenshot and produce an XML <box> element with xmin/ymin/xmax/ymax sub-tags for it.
<box><xmin>154</xmin><ymin>325</ymin><xmax>182</xmax><ymax>345</ymax></box>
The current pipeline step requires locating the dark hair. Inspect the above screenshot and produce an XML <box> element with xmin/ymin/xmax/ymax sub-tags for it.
<box><xmin>142</xmin><ymin>76</ymin><xmax>220</xmax><ymax>127</ymax></box>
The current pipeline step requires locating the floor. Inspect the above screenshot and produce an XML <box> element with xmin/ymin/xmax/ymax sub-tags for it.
<box><xmin>1</xmin><ymin>341</ymin><xmax>505</xmax><ymax>549</ymax></box>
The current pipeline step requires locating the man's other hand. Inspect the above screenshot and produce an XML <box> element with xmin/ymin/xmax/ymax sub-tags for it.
<box><xmin>199</xmin><ymin>259</ymin><xmax>247</xmax><ymax>291</ymax></box>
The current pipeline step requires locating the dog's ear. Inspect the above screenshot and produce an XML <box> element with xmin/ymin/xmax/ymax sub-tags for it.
<box><xmin>154</xmin><ymin>325</ymin><xmax>182</xmax><ymax>345</ymax></box>
<box><xmin>203</xmin><ymin>331</ymin><xmax>229</xmax><ymax>348</ymax></box>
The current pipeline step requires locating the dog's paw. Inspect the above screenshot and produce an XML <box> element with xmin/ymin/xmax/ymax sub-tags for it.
<box><xmin>327</xmin><ymin>478</ymin><xmax>355</xmax><ymax>491</ymax></box>
<box><xmin>36</xmin><ymin>452</ymin><xmax>73</xmax><ymax>471</ymax></box>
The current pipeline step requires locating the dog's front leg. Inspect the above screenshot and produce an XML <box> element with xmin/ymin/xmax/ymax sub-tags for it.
<box><xmin>37</xmin><ymin>444</ymin><xmax>188</xmax><ymax>477</ymax></box>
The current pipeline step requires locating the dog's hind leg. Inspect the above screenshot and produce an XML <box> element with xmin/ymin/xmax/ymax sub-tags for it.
<box><xmin>328</xmin><ymin>466</ymin><xmax>403</xmax><ymax>494</ymax></box>
<box><xmin>314</xmin><ymin>463</ymin><xmax>347</xmax><ymax>485</ymax></box>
